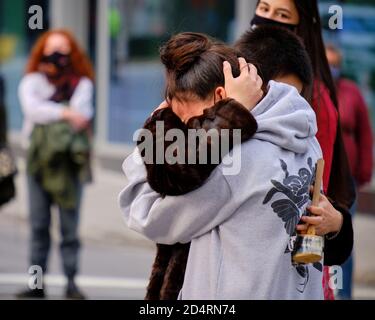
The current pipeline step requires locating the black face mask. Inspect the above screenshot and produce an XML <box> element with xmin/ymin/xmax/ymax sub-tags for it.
<box><xmin>42</xmin><ymin>51</ymin><xmax>71</xmax><ymax>70</ymax></box>
<box><xmin>250</xmin><ymin>14</ymin><xmax>298</xmax><ymax>32</ymax></box>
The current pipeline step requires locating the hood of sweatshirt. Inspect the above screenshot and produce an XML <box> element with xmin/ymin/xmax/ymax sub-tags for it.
<box><xmin>251</xmin><ymin>80</ymin><xmax>317</xmax><ymax>154</ymax></box>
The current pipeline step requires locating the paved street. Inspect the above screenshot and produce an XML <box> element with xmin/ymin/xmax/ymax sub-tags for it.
<box><xmin>0</xmin><ymin>158</ymin><xmax>375</xmax><ymax>300</ymax></box>
<box><xmin>0</xmin><ymin>158</ymin><xmax>155</xmax><ymax>300</ymax></box>
<box><xmin>0</xmin><ymin>212</ymin><xmax>154</xmax><ymax>300</ymax></box>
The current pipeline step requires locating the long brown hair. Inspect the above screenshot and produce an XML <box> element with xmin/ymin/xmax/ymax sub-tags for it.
<box><xmin>25</xmin><ymin>29</ymin><xmax>95</xmax><ymax>81</ymax></box>
<box><xmin>293</xmin><ymin>0</ymin><xmax>338</xmax><ymax>108</ymax></box>
<box><xmin>292</xmin><ymin>0</ymin><xmax>355</xmax><ymax>210</ymax></box>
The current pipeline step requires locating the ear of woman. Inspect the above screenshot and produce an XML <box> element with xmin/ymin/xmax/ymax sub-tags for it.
<box><xmin>214</xmin><ymin>86</ymin><xmax>227</xmax><ymax>102</ymax></box>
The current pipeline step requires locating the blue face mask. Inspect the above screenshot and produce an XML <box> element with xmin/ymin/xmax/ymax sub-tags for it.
<box><xmin>330</xmin><ymin>66</ymin><xmax>341</xmax><ymax>81</ymax></box>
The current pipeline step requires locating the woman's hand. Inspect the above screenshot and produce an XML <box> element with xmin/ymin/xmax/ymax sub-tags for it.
<box><xmin>62</xmin><ymin>108</ymin><xmax>90</xmax><ymax>131</ymax></box>
<box><xmin>223</xmin><ymin>57</ymin><xmax>263</xmax><ymax>111</ymax></box>
<box><xmin>296</xmin><ymin>192</ymin><xmax>344</xmax><ymax>236</ymax></box>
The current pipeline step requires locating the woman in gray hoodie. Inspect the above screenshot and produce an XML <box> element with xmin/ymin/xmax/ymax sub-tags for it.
<box><xmin>119</xmin><ymin>32</ymin><xmax>324</xmax><ymax>299</ymax></box>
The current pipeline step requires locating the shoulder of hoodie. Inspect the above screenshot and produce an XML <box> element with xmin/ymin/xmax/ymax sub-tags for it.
<box><xmin>278</xmin><ymin>81</ymin><xmax>323</xmax><ymax>160</ymax></box>
<box><xmin>215</xmin><ymin>138</ymin><xmax>279</xmax><ymax>190</ymax></box>
<box><xmin>268</xmin><ymin>80</ymin><xmax>313</xmax><ymax>111</ymax></box>
<box><xmin>216</xmin><ymin>136</ymin><xmax>322</xmax><ymax>194</ymax></box>
<box><xmin>266</xmin><ymin>81</ymin><xmax>321</xmax><ymax>148</ymax></box>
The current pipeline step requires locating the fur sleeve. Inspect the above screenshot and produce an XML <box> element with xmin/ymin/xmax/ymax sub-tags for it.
<box><xmin>186</xmin><ymin>98</ymin><xmax>258</xmax><ymax>144</ymax></box>
<box><xmin>138</xmin><ymin>99</ymin><xmax>258</xmax><ymax>197</ymax></box>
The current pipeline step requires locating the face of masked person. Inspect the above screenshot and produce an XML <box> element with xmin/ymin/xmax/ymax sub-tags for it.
<box><xmin>252</xmin><ymin>0</ymin><xmax>300</xmax><ymax>31</ymax></box>
<box><xmin>326</xmin><ymin>47</ymin><xmax>343</xmax><ymax>82</ymax></box>
<box><xmin>40</xmin><ymin>33</ymin><xmax>72</xmax><ymax>78</ymax></box>
<box><xmin>42</xmin><ymin>51</ymin><xmax>71</xmax><ymax>70</ymax></box>
<box><xmin>330</xmin><ymin>66</ymin><xmax>341</xmax><ymax>82</ymax></box>
<box><xmin>250</xmin><ymin>14</ymin><xmax>298</xmax><ymax>32</ymax></box>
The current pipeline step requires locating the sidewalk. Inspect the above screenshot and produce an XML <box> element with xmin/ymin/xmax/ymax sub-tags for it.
<box><xmin>0</xmin><ymin>158</ymin><xmax>155</xmax><ymax>299</ymax></box>
<box><xmin>1</xmin><ymin>157</ymin><xmax>153</xmax><ymax>249</ymax></box>
<box><xmin>0</xmin><ymin>212</ymin><xmax>154</xmax><ymax>300</ymax></box>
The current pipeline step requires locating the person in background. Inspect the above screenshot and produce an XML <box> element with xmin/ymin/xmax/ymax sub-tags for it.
<box><xmin>326</xmin><ymin>44</ymin><xmax>374</xmax><ymax>300</ymax></box>
<box><xmin>16</xmin><ymin>30</ymin><xmax>95</xmax><ymax>300</ymax></box>
<box><xmin>0</xmin><ymin>73</ymin><xmax>16</xmax><ymax>207</ymax></box>
<box><xmin>251</xmin><ymin>0</ymin><xmax>356</xmax><ymax>300</ymax></box>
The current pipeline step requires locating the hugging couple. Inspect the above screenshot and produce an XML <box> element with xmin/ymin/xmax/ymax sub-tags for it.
<box><xmin>119</xmin><ymin>25</ymin><xmax>352</xmax><ymax>300</ymax></box>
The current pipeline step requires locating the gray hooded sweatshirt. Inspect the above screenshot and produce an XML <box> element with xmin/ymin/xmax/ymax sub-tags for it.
<box><xmin>119</xmin><ymin>81</ymin><xmax>324</xmax><ymax>300</ymax></box>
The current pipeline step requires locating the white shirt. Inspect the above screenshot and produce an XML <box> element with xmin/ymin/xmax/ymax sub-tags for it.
<box><xmin>18</xmin><ymin>72</ymin><xmax>94</xmax><ymax>140</ymax></box>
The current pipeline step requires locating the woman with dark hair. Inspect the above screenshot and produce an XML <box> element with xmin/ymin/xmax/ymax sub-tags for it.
<box><xmin>17</xmin><ymin>30</ymin><xmax>94</xmax><ymax>299</ymax></box>
<box><xmin>251</xmin><ymin>0</ymin><xmax>356</xmax><ymax>300</ymax></box>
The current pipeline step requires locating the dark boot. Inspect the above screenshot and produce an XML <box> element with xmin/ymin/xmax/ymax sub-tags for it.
<box><xmin>16</xmin><ymin>288</ymin><xmax>46</xmax><ymax>299</ymax></box>
<box><xmin>65</xmin><ymin>278</ymin><xmax>86</xmax><ymax>300</ymax></box>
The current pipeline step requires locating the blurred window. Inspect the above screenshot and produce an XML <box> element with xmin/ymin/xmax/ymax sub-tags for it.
<box><xmin>108</xmin><ymin>0</ymin><xmax>235</xmax><ymax>144</ymax></box>
<box><xmin>320</xmin><ymin>1</ymin><xmax>375</xmax><ymax>129</ymax></box>
<box><xmin>0</xmin><ymin>0</ymin><xmax>49</xmax><ymax>131</ymax></box>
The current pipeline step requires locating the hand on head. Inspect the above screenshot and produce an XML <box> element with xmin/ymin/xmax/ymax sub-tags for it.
<box><xmin>223</xmin><ymin>57</ymin><xmax>263</xmax><ymax>111</ymax></box>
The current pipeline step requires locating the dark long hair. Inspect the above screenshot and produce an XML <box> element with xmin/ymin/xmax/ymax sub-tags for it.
<box><xmin>293</xmin><ymin>0</ymin><xmax>355</xmax><ymax>210</ymax></box>
<box><xmin>294</xmin><ymin>0</ymin><xmax>338</xmax><ymax>108</ymax></box>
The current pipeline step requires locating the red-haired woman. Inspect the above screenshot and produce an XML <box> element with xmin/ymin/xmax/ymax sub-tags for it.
<box><xmin>17</xmin><ymin>30</ymin><xmax>95</xmax><ymax>299</ymax></box>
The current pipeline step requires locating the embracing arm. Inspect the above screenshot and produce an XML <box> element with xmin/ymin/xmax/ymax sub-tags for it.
<box><xmin>140</xmin><ymin>98</ymin><xmax>257</xmax><ymax>196</ymax></box>
<box><xmin>186</xmin><ymin>98</ymin><xmax>258</xmax><ymax>142</ymax></box>
<box><xmin>323</xmin><ymin>202</ymin><xmax>354</xmax><ymax>266</ymax></box>
<box><xmin>118</xmin><ymin>148</ymin><xmax>238</xmax><ymax>245</ymax></box>
<box><xmin>121</xmin><ymin>58</ymin><xmax>261</xmax><ymax>243</ymax></box>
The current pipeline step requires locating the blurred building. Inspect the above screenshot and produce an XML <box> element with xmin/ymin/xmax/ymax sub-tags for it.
<box><xmin>0</xmin><ymin>0</ymin><xmax>374</xmax><ymax>171</ymax></box>
<box><xmin>320</xmin><ymin>0</ymin><xmax>375</xmax><ymax>129</ymax></box>
<box><xmin>0</xmin><ymin>0</ymin><xmax>256</xmax><ymax>150</ymax></box>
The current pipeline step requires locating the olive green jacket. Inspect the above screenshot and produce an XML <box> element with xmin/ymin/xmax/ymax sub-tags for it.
<box><xmin>27</xmin><ymin>121</ymin><xmax>92</xmax><ymax>209</ymax></box>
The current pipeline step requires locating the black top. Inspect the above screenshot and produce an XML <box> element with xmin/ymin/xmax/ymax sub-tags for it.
<box><xmin>324</xmin><ymin>202</ymin><xmax>354</xmax><ymax>266</ymax></box>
